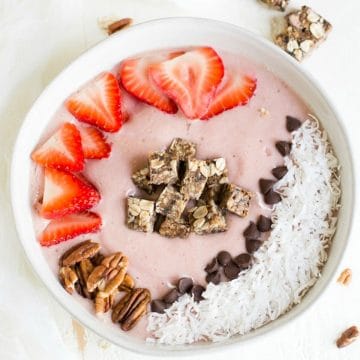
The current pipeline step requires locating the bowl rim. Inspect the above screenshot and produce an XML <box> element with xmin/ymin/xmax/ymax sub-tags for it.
<box><xmin>10</xmin><ymin>16</ymin><xmax>355</xmax><ymax>356</ymax></box>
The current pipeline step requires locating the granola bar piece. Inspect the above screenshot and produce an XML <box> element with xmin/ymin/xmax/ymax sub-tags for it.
<box><xmin>158</xmin><ymin>217</ymin><xmax>191</xmax><ymax>238</ymax></box>
<box><xmin>131</xmin><ymin>166</ymin><xmax>155</xmax><ymax>194</ymax></box>
<box><xmin>189</xmin><ymin>201</ymin><xmax>227</xmax><ymax>235</ymax></box>
<box><xmin>274</xmin><ymin>6</ymin><xmax>332</xmax><ymax>62</ymax></box>
<box><xmin>203</xmin><ymin>158</ymin><xmax>229</xmax><ymax>202</ymax></box>
<box><xmin>180</xmin><ymin>159</ymin><xmax>209</xmax><ymax>200</ymax></box>
<box><xmin>127</xmin><ymin>197</ymin><xmax>156</xmax><ymax>232</ymax></box>
<box><xmin>260</xmin><ymin>0</ymin><xmax>288</xmax><ymax>11</ymax></box>
<box><xmin>220</xmin><ymin>183</ymin><xmax>252</xmax><ymax>217</ymax></box>
<box><xmin>149</xmin><ymin>151</ymin><xmax>178</xmax><ymax>185</ymax></box>
<box><xmin>168</xmin><ymin>138</ymin><xmax>196</xmax><ymax>160</ymax></box>
<box><xmin>155</xmin><ymin>185</ymin><xmax>187</xmax><ymax>220</ymax></box>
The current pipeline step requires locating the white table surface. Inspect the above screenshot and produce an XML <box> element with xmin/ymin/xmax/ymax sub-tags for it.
<box><xmin>1</xmin><ymin>0</ymin><xmax>359</xmax><ymax>359</ymax></box>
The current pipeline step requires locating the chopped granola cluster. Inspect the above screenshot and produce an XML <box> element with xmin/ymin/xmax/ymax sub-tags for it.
<box><xmin>128</xmin><ymin>138</ymin><xmax>253</xmax><ymax>237</ymax></box>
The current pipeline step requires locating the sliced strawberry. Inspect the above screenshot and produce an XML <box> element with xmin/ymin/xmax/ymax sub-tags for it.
<box><xmin>31</xmin><ymin>122</ymin><xmax>84</xmax><ymax>172</ymax></box>
<box><xmin>39</xmin><ymin>212</ymin><xmax>102</xmax><ymax>246</ymax></box>
<box><xmin>149</xmin><ymin>47</ymin><xmax>224</xmax><ymax>119</ymax></box>
<box><xmin>66</xmin><ymin>72</ymin><xmax>122</xmax><ymax>132</ymax></box>
<box><xmin>201</xmin><ymin>73</ymin><xmax>257</xmax><ymax>120</ymax></box>
<box><xmin>120</xmin><ymin>55</ymin><xmax>178</xmax><ymax>114</ymax></box>
<box><xmin>39</xmin><ymin>168</ymin><xmax>101</xmax><ymax>219</ymax></box>
<box><xmin>78</xmin><ymin>126</ymin><xmax>111</xmax><ymax>159</ymax></box>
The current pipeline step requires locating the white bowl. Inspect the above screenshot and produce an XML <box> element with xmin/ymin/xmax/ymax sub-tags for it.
<box><xmin>11</xmin><ymin>18</ymin><xmax>354</xmax><ymax>356</ymax></box>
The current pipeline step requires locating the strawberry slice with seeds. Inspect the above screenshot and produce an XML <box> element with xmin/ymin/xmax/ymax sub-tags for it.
<box><xmin>120</xmin><ymin>55</ymin><xmax>178</xmax><ymax>114</ymax></box>
<box><xmin>31</xmin><ymin>122</ymin><xmax>84</xmax><ymax>172</ymax></box>
<box><xmin>66</xmin><ymin>72</ymin><xmax>122</xmax><ymax>132</ymax></box>
<box><xmin>201</xmin><ymin>72</ymin><xmax>257</xmax><ymax>120</ymax></box>
<box><xmin>149</xmin><ymin>47</ymin><xmax>224</xmax><ymax>119</ymax></box>
<box><xmin>39</xmin><ymin>168</ymin><xmax>101</xmax><ymax>219</ymax></box>
<box><xmin>78</xmin><ymin>126</ymin><xmax>111</xmax><ymax>159</ymax></box>
<box><xmin>39</xmin><ymin>212</ymin><xmax>102</xmax><ymax>246</ymax></box>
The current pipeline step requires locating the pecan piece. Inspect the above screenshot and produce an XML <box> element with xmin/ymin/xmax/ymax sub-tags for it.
<box><xmin>119</xmin><ymin>273</ymin><xmax>135</xmax><ymax>293</ymax></box>
<box><xmin>336</xmin><ymin>326</ymin><xmax>359</xmax><ymax>348</ymax></box>
<box><xmin>60</xmin><ymin>240</ymin><xmax>100</xmax><ymax>267</ymax></box>
<box><xmin>95</xmin><ymin>291</ymin><xmax>114</xmax><ymax>314</ymax></box>
<box><xmin>112</xmin><ymin>288</ymin><xmax>151</xmax><ymax>331</ymax></box>
<box><xmin>59</xmin><ymin>266</ymin><xmax>78</xmax><ymax>294</ymax></box>
<box><xmin>87</xmin><ymin>252</ymin><xmax>128</xmax><ymax>293</ymax></box>
<box><xmin>337</xmin><ymin>268</ymin><xmax>352</xmax><ymax>286</ymax></box>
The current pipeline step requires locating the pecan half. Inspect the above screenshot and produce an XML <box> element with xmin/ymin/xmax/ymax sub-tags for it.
<box><xmin>87</xmin><ymin>252</ymin><xmax>128</xmax><ymax>293</ymax></box>
<box><xmin>336</xmin><ymin>326</ymin><xmax>359</xmax><ymax>348</ymax></box>
<box><xmin>95</xmin><ymin>291</ymin><xmax>114</xmax><ymax>314</ymax></box>
<box><xmin>74</xmin><ymin>259</ymin><xmax>95</xmax><ymax>299</ymax></box>
<box><xmin>60</xmin><ymin>240</ymin><xmax>100</xmax><ymax>267</ymax></box>
<box><xmin>119</xmin><ymin>273</ymin><xmax>135</xmax><ymax>293</ymax></box>
<box><xmin>59</xmin><ymin>267</ymin><xmax>78</xmax><ymax>294</ymax></box>
<box><xmin>112</xmin><ymin>288</ymin><xmax>151</xmax><ymax>331</ymax></box>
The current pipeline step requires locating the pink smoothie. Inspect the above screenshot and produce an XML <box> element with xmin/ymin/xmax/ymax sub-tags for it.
<box><xmin>31</xmin><ymin>50</ymin><xmax>309</xmax><ymax>339</ymax></box>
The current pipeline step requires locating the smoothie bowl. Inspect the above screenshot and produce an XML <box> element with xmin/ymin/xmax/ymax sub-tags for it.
<box><xmin>11</xmin><ymin>18</ymin><xmax>353</xmax><ymax>355</ymax></box>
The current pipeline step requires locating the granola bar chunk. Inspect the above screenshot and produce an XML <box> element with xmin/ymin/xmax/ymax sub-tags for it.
<box><xmin>189</xmin><ymin>201</ymin><xmax>227</xmax><ymax>235</ymax></box>
<box><xmin>156</xmin><ymin>185</ymin><xmax>187</xmax><ymax>220</ymax></box>
<box><xmin>220</xmin><ymin>183</ymin><xmax>252</xmax><ymax>217</ymax></box>
<box><xmin>168</xmin><ymin>138</ymin><xmax>196</xmax><ymax>160</ymax></box>
<box><xmin>149</xmin><ymin>151</ymin><xmax>178</xmax><ymax>185</ymax></box>
<box><xmin>127</xmin><ymin>197</ymin><xmax>156</xmax><ymax>232</ymax></box>
<box><xmin>202</xmin><ymin>158</ymin><xmax>229</xmax><ymax>203</ymax></box>
<box><xmin>274</xmin><ymin>6</ymin><xmax>332</xmax><ymax>62</ymax></box>
<box><xmin>180</xmin><ymin>159</ymin><xmax>209</xmax><ymax>200</ymax></box>
<box><xmin>260</xmin><ymin>0</ymin><xmax>288</xmax><ymax>11</ymax></box>
<box><xmin>158</xmin><ymin>217</ymin><xmax>191</xmax><ymax>238</ymax></box>
<box><xmin>131</xmin><ymin>166</ymin><xmax>155</xmax><ymax>194</ymax></box>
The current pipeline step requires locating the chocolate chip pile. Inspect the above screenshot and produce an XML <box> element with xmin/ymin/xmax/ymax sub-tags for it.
<box><xmin>58</xmin><ymin>240</ymin><xmax>150</xmax><ymax>332</ymax></box>
<box><xmin>127</xmin><ymin>138</ymin><xmax>252</xmax><ymax>238</ymax></box>
<box><xmin>151</xmin><ymin>277</ymin><xmax>205</xmax><ymax>313</ymax></box>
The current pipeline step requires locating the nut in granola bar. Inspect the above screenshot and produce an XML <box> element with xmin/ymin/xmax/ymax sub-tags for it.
<box><xmin>168</xmin><ymin>138</ymin><xmax>196</xmax><ymax>160</ymax></box>
<box><xmin>127</xmin><ymin>197</ymin><xmax>156</xmax><ymax>233</ymax></box>
<box><xmin>156</xmin><ymin>185</ymin><xmax>187</xmax><ymax>220</ymax></box>
<box><xmin>274</xmin><ymin>6</ymin><xmax>332</xmax><ymax>61</ymax></box>
<box><xmin>220</xmin><ymin>183</ymin><xmax>252</xmax><ymax>217</ymax></box>
<box><xmin>190</xmin><ymin>201</ymin><xmax>227</xmax><ymax>235</ymax></box>
<box><xmin>149</xmin><ymin>151</ymin><xmax>178</xmax><ymax>185</ymax></box>
<box><xmin>180</xmin><ymin>159</ymin><xmax>209</xmax><ymax>200</ymax></box>
<box><xmin>112</xmin><ymin>288</ymin><xmax>151</xmax><ymax>331</ymax></box>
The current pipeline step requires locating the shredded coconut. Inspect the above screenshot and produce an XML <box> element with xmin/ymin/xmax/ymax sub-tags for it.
<box><xmin>146</xmin><ymin>117</ymin><xmax>341</xmax><ymax>345</ymax></box>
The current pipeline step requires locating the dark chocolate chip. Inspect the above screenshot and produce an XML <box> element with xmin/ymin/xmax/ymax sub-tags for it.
<box><xmin>259</xmin><ymin>178</ymin><xmax>276</xmax><ymax>194</ymax></box>
<box><xmin>204</xmin><ymin>257</ymin><xmax>219</xmax><ymax>274</ymax></box>
<box><xmin>206</xmin><ymin>271</ymin><xmax>221</xmax><ymax>285</ymax></box>
<box><xmin>246</xmin><ymin>239</ymin><xmax>263</xmax><ymax>253</ymax></box>
<box><xmin>264</xmin><ymin>189</ymin><xmax>282</xmax><ymax>205</ymax></box>
<box><xmin>178</xmin><ymin>277</ymin><xmax>193</xmax><ymax>294</ymax></box>
<box><xmin>243</xmin><ymin>221</ymin><xmax>261</xmax><ymax>239</ymax></box>
<box><xmin>217</xmin><ymin>251</ymin><xmax>232</xmax><ymax>266</ymax></box>
<box><xmin>233</xmin><ymin>253</ymin><xmax>252</xmax><ymax>269</ymax></box>
<box><xmin>286</xmin><ymin>116</ymin><xmax>302</xmax><ymax>132</ymax></box>
<box><xmin>271</xmin><ymin>166</ymin><xmax>288</xmax><ymax>180</ymax></box>
<box><xmin>151</xmin><ymin>299</ymin><xmax>169</xmax><ymax>313</ymax></box>
<box><xmin>257</xmin><ymin>215</ymin><xmax>272</xmax><ymax>232</ymax></box>
<box><xmin>163</xmin><ymin>288</ymin><xmax>181</xmax><ymax>304</ymax></box>
<box><xmin>275</xmin><ymin>141</ymin><xmax>292</xmax><ymax>156</ymax></box>
<box><xmin>191</xmin><ymin>285</ymin><xmax>205</xmax><ymax>302</ymax></box>
<box><xmin>223</xmin><ymin>261</ymin><xmax>241</xmax><ymax>280</ymax></box>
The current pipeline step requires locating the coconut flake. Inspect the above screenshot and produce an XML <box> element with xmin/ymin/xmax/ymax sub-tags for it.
<box><xmin>146</xmin><ymin>117</ymin><xmax>340</xmax><ymax>345</ymax></box>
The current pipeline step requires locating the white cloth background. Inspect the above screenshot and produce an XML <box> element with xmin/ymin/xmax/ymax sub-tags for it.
<box><xmin>0</xmin><ymin>0</ymin><xmax>359</xmax><ymax>359</ymax></box>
